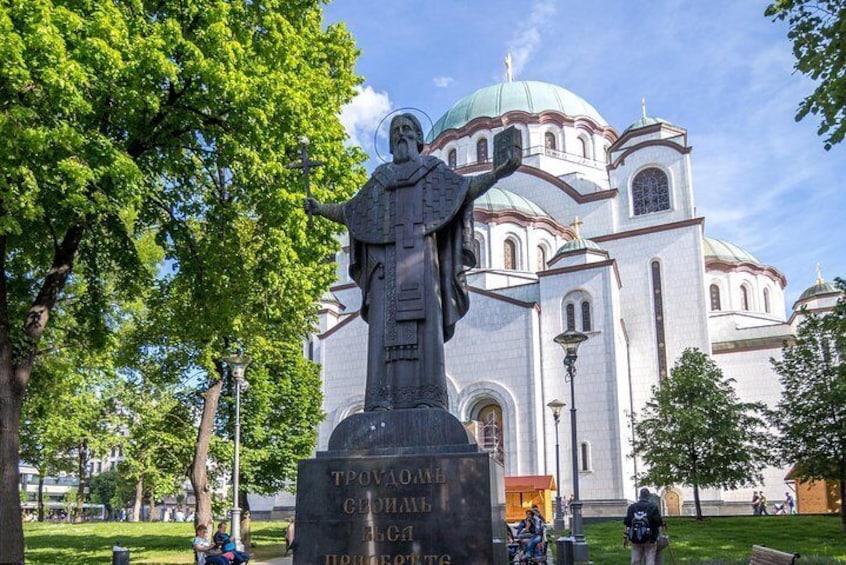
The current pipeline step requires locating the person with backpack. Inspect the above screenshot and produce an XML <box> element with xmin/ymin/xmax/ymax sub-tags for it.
<box><xmin>213</xmin><ymin>521</ymin><xmax>250</xmax><ymax>564</ymax></box>
<box><xmin>623</xmin><ymin>488</ymin><xmax>663</xmax><ymax>565</ymax></box>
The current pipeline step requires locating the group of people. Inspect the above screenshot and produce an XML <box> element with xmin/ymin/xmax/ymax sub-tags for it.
<box><xmin>507</xmin><ymin>504</ymin><xmax>547</xmax><ymax>562</ymax></box>
<box><xmin>192</xmin><ymin>522</ymin><xmax>250</xmax><ymax>565</ymax></box>
<box><xmin>753</xmin><ymin>491</ymin><xmax>796</xmax><ymax>516</ymax></box>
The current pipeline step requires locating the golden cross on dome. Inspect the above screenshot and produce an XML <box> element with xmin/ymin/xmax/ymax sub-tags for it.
<box><xmin>570</xmin><ymin>216</ymin><xmax>584</xmax><ymax>239</ymax></box>
<box><xmin>505</xmin><ymin>53</ymin><xmax>514</xmax><ymax>83</ymax></box>
<box><xmin>816</xmin><ymin>262</ymin><xmax>824</xmax><ymax>285</ymax></box>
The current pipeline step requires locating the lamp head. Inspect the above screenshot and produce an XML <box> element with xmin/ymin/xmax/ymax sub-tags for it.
<box><xmin>222</xmin><ymin>353</ymin><xmax>251</xmax><ymax>383</ymax></box>
<box><xmin>554</xmin><ymin>330</ymin><xmax>588</xmax><ymax>361</ymax></box>
<box><xmin>547</xmin><ymin>399</ymin><xmax>566</xmax><ymax>420</ymax></box>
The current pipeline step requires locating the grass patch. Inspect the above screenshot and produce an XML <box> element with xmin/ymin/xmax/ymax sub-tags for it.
<box><xmin>24</xmin><ymin>515</ymin><xmax>845</xmax><ymax>564</ymax></box>
<box><xmin>24</xmin><ymin>520</ymin><xmax>288</xmax><ymax>564</ymax></box>
<box><xmin>575</xmin><ymin>515</ymin><xmax>846</xmax><ymax>565</ymax></box>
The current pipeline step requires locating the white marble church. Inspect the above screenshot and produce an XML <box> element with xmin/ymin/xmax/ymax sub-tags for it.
<box><xmin>255</xmin><ymin>79</ymin><xmax>841</xmax><ymax>519</ymax></box>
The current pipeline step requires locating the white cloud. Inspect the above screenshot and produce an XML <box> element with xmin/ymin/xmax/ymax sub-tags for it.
<box><xmin>433</xmin><ymin>76</ymin><xmax>454</xmax><ymax>88</ymax></box>
<box><xmin>505</xmin><ymin>0</ymin><xmax>557</xmax><ymax>79</ymax></box>
<box><xmin>339</xmin><ymin>85</ymin><xmax>393</xmax><ymax>151</ymax></box>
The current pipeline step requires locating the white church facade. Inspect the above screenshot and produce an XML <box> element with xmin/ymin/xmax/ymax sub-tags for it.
<box><xmin>256</xmin><ymin>80</ymin><xmax>840</xmax><ymax>518</ymax></box>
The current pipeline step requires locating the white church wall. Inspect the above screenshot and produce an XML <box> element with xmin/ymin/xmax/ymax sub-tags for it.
<box><xmin>447</xmin><ymin>293</ymin><xmax>542</xmax><ymax>476</ymax></box>
<box><xmin>602</xmin><ymin>225</ymin><xmax>710</xmax><ymax>419</ymax></box>
<box><xmin>538</xmin><ymin>264</ymin><xmax>629</xmax><ymax>502</ymax></box>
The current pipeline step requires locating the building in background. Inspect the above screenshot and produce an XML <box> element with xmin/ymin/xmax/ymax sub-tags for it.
<box><xmin>255</xmin><ymin>79</ymin><xmax>840</xmax><ymax>519</ymax></box>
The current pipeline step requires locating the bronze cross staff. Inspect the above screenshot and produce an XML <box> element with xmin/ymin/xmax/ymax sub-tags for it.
<box><xmin>286</xmin><ymin>135</ymin><xmax>324</xmax><ymax>228</ymax></box>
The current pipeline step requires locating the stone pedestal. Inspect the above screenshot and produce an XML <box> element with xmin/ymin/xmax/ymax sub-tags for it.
<box><xmin>293</xmin><ymin>409</ymin><xmax>507</xmax><ymax>565</ymax></box>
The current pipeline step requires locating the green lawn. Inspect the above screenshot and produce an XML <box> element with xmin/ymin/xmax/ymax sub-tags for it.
<box><xmin>576</xmin><ymin>515</ymin><xmax>846</xmax><ymax>565</ymax></box>
<box><xmin>24</xmin><ymin>520</ymin><xmax>288</xmax><ymax>564</ymax></box>
<box><xmin>23</xmin><ymin>515</ymin><xmax>846</xmax><ymax>564</ymax></box>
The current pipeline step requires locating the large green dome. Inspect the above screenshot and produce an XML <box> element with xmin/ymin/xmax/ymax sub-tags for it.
<box><xmin>427</xmin><ymin>80</ymin><xmax>608</xmax><ymax>142</ymax></box>
<box><xmin>473</xmin><ymin>187</ymin><xmax>551</xmax><ymax>218</ymax></box>
<box><xmin>703</xmin><ymin>237</ymin><xmax>760</xmax><ymax>265</ymax></box>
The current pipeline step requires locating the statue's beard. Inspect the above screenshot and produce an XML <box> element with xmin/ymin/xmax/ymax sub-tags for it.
<box><xmin>393</xmin><ymin>139</ymin><xmax>417</xmax><ymax>163</ymax></box>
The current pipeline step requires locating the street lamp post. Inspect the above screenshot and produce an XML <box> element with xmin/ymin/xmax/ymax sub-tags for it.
<box><xmin>547</xmin><ymin>399</ymin><xmax>566</xmax><ymax>531</ymax></box>
<box><xmin>223</xmin><ymin>353</ymin><xmax>251</xmax><ymax>552</ymax></box>
<box><xmin>554</xmin><ymin>329</ymin><xmax>589</xmax><ymax>563</ymax></box>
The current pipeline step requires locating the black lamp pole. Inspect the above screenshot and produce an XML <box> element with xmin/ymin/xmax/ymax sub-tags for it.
<box><xmin>547</xmin><ymin>399</ymin><xmax>566</xmax><ymax>531</ymax></box>
<box><xmin>554</xmin><ymin>329</ymin><xmax>589</xmax><ymax>563</ymax></box>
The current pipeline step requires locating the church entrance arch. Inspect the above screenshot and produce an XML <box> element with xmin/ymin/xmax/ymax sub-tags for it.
<box><xmin>470</xmin><ymin>401</ymin><xmax>505</xmax><ymax>465</ymax></box>
<box><xmin>663</xmin><ymin>488</ymin><xmax>682</xmax><ymax>516</ymax></box>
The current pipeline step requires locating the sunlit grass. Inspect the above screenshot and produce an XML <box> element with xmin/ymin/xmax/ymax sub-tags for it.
<box><xmin>24</xmin><ymin>520</ymin><xmax>288</xmax><ymax>564</ymax></box>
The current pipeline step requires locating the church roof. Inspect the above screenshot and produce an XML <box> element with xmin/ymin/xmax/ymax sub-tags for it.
<box><xmin>797</xmin><ymin>280</ymin><xmax>840</xmax><ymax>302</ymax></box>
<box><xmin>703</xmin><ymin>237</ymin><xmax>760</xmax><ymax>265</ymax></box>
<box><xmin>427</xmin><ymin>80</ymin><xmax>608</xmax><ymax>142</ymax></box>
<box><xmin>554</xmin><ymin>238</ymin><xmax>605</xmax><ymax>255</ymax></box>
<box><xmin>473</xmin><ymin>187</ymin><xmax>551</xmax><ymax>218</ymax></box>
<box><xmin>622</xmin><ymin>115</ymin><xmax>675</xmax><ymax>134</ymax></box>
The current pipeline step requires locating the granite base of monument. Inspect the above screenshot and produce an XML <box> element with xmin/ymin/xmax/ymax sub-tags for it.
<box><xmin>293</xmin><ymin>409</ymin><xmax>507</xmax><ymax>565</ymax></box>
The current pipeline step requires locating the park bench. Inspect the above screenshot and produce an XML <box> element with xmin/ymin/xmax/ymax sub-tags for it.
<box><xmin>750</xmin><ymin>544</ymin><xmax>800</xmax><ymax>565</ymax></box>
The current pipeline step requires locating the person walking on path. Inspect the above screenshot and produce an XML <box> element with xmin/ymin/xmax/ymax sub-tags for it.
<box><xmin>624</xmin><ymin>488</ymin><xmax>663</xmax><ymax>565</ymax></box>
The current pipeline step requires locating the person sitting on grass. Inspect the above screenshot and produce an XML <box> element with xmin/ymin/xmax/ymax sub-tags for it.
<box><xmin>214</xmin><ymin>521</ymin><xmax>250</xmax><ymax>564</ymax></box>
<box><xmin>193</xmin><ymin>524</ymin><xmax>230</xmax><ymax>565</ymax></box>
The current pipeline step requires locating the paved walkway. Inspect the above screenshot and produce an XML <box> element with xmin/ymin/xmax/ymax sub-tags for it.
<box><xmin>253</xmin><ymin>556</ymin><xmax>292</xmax><ymax>565</ymax></box>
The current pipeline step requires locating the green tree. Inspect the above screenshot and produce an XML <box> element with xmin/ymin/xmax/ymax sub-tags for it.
<box><xmin>0</xmin><ymin>0</ymin><xmax>360</xmax><ymax>560</ymax></box>
<box><xmin>766</xmin><ymin>1</ymin><xmax>846</xmax><ymax>149</ymax></box>
<box><xmin>88</xmin><ymin>468</ymin><xmax>119</xmax><ymax>518</ymax></box>
<box><xmin>633</xmin><ymin>348</ymin><xmax>772</xmax><ymax>520</ymax></box>
<box><xmin>772</xmin><ymin>278</ymin><xmax>845</xmax><ymax>533</ymax></box>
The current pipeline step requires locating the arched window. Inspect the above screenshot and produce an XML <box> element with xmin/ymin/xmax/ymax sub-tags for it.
<box><xmin>581</xmin><ymin>301</ymin><xmax>592</xmax><ymax>332</ymax></box>
<box><xmin>741</xmin><ymin>285</ymin><xmax>750</xmax><ymax>311</ymax></box>
<box><xmin>504</xmin><ymin>239</ymin><xmax>518</xmax><ymax>270</ymax></box>
<box><xmin>473</xmin><ymin>237</ymin><xmax>482</xmax><ymax>268</ymax></box>
<box><xmin>632</xmin><ymin>168</ymin><xmax>671</xmax><ymax>216</ymax></box>
<box><xmin>536</xmin><ymin>245</ymin><xmax>547</xmax><ymax>272</ymax></box>
<box><xmin>763</xmin><ymin>288</ymin><xmax>771</xmax><ymax>313</ymax></box>
<box><xmin>477</xmin><ymin>138</ymin><xmax>488</xmax><ymax>163</ymax></box>
<box><xmin>710</xmin><ymin>284</ymin><xmax>721</xmax><ymax>311</ymax></box>
<box><xmin>448</xmin><ymin>148</ymin><xmax>457</xmax><ymax>168</ymax></box>
<box><xmin>566</xmin><ymin>303</ymin><xmax>576</xmax><ymax>331</ymax></box>
<box><xmin>544</xmin><ymin>131</ymin><xmax>556</xmax><ymax>151</ymax></box>
<box><xmin>477</xmin><ymin>403</ymin><xmax>504</xmax><ymax>465</ymax></box>
<box><xmin>578</xmin><ymin>136</ymin><xmax>589</xmax><ymax>158</ymax></box>
<box><xmin>580</xmin><ymin>441</ymin><xmax>592</xmax><ymax>472</ymax></box>
<box><xmin>651</xmin><ymin>260</ymin><xmax>668</xmax><ymax>380</ymax></box>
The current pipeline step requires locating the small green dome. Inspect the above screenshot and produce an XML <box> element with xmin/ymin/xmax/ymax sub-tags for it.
<box><xmin>798</xmin><ymin>281</ymin><xmax>840</xmax><ymax>302</ymax></box>
<box><xmin>622</xmin><ymin>116</ymin><xmax>675</xmax><ymax>134</ymax></box>
<box><xmin>473</xmin><ymin>187</ymin><xmax>551</xmax><ymax>218</ymax></box>
<box><xmin>427</xmin><ymin>80</ymin><xmax>607</xmax><ymax>142</ymax></box>
<box><xmin>554</xmin><ymin>238</ymin><xmax>605</xmax><ymax>255</ymax></box>
<box><xmin>703</xmin><ymin>237</ymin><xmax>760</xmax><ymax>265</ymax></box>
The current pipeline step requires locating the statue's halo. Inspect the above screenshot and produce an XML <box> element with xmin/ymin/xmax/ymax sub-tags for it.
<box><xmin>373</xmin><ymin>107</ymin><xmax>434</xmax><ymax>163</ymax></box>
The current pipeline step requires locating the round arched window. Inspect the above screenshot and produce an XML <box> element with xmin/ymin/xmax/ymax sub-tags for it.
<box><xmin>632</xmin><ymin>168</ymin><xmax>670</xmax><ymax>215</ymax></box>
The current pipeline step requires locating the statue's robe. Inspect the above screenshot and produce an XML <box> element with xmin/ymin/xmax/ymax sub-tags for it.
<box><xmin>343</xmin><ymin>156</ymin><xmax>475</xmax><ymax>410</ymax></box>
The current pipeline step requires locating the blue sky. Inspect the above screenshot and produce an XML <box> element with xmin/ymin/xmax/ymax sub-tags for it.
<box><xmin>324</xmin><ymin>0</ymin><xmax>844</xmax><ymax>308</ymax></box>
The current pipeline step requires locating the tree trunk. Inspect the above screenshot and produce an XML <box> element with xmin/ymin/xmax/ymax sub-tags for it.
<box><xmin>839</xmin><ymin>464</ymin><xmax>845</xmax><ymax>534</ymax></box>
<box><xmin>0</xmin><ymin>222</ymin><xmax>85</xmax><ymax>564</ymax></box>
<box><xmin>132</xmin><ymin>477</ymin><xmax>143</xmax><ymax>522</ymax></box>
<box><xmin>74</xmin><ymin>439</ymin><xmax>88</xmax><ymax>523</ymax></box>
<box><xmin>693</xmin><ymin>483</ymin><xmax>703</xmax><ymax>520</ymax></box>
<box><xmin>189</xmin><ymin>374</ymin><xmax>225</xmax><ymax>530</ymax></box>
<box><xmin>240</xmin><ymin>490</ymin><xmax>251</xmax><ymax>549</ymax></box>
<box><xmin>0</xmin><ymin>368</ymin><xmax>25</xmax><ymax>564</ymax></box>
<box><xmin>37</xmin><ymin>474</ymin><xmax>45</xmax><ymax>522</ymax></box>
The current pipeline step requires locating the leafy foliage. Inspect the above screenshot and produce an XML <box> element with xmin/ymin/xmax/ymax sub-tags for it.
<box><xmin>633</xmin><ymin>348</ymin><xmax>773</xmax><ymax>519</ymax></box>
<box><xmin>772</xmin><ymin>278</ymin><xmax>845</xmax><ymax>531</ymax></box>
<box><xmin>1</xmin><ymin>0</ymin><xmax>363</xmax><ymax>557</ymax></box>
<box><xmin>766</xmin><ymin>1</ymin><xmax>846</xmax><ymax>149</ymax></box>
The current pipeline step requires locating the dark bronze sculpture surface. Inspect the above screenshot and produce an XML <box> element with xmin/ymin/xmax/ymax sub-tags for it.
<box><xmin>305</xmin><ymin>113</ymin><xmax>521</xmax><ymax>411</ymax></box>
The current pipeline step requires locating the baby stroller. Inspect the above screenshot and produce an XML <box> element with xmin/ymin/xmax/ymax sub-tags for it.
<box><xmin>773</xmin><ymin>502</ymin><xmax>787</xmax><ymax>515</ymax></box>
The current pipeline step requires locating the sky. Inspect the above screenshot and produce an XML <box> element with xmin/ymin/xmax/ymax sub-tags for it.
<box><xmin>324</xmin><ymin>0</ymin><xmax>844</xmax><ymax>308</ymax></box>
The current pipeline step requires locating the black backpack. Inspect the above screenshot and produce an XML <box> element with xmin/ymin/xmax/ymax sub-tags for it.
<box><xmin>628</xmin><ymin>510</ymin><xmax>651</xmax><ymax>544</ymax></box>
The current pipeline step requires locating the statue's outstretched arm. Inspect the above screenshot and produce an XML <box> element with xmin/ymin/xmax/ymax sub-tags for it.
<box><xmin>467</xmin><ymin>171</ymin><xmax>498</xmax><ymax>201</ymax></box>
<box><xmin>304</xmin><ymin>198</ymin><xmax>346</xmax><ymax>225</ymax></box>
